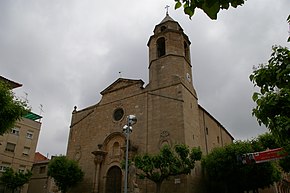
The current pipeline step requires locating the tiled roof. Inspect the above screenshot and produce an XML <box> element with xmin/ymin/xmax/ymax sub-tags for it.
<box><xmin>34</xmin><ymin>152</ymin><xmax>49</xmax><ymax>162</ymax></box>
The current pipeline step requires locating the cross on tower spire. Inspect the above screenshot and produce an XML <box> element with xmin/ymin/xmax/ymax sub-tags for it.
<box><xmin>165</xmin><ymin>5</ymin><xmax>170</xmax><ymax>15</ymax></box>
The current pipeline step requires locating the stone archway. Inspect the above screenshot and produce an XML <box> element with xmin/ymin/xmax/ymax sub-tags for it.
<box><xmin>105</xmin><ymin>166</ymin><xmax>122</xmax><ymax>193</ymax></box>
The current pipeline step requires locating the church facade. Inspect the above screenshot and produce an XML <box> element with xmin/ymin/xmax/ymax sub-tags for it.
<box><xmin>66</xmin><ymin>14</ymin><xmax>234</xmax><ymax>193</ymax></box>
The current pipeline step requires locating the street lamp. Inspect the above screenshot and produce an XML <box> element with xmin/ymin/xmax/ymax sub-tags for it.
<box><xmin>123</xmin><ymin>115</ymin><xmax>137</xmax><ymax>193</ymax></box>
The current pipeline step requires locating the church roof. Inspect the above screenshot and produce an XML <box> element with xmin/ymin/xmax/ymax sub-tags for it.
<box><xmin>159</xmin><ymin>13</ymin><xmax>175</xmax><ymax>24</ymax></box>
<box><xmin>100</xmin><ymin>78</ymin><xmax>144</xmax><ymax>95</ymax></box>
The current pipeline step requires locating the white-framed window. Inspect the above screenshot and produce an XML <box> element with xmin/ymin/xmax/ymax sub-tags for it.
<box><xmin>5</xmin><ymin>142</ymin><xmax>16</xmax><ymax>152</ymax></box>
<box><xmin>0</xmin><ymin>163</ymin><xmax>11</xmax><ymax>172</ymax></box>
<box><xmin>23</xmin><ymin>147</ymin><xmax>30</xmax><ymax>156</ymax></box>
<box><xmin>19</xmin><ymin>165</ymin><xmax>26</xmax><ymax>173</ymax></box>
<box><xmin>26</xmin><ymin>131</ymin><xmax>33</xmax><ymax>139</ymax></box>
<box><xmin>11</xmin><ymin>127</ymin><xmax>20</xmax><ymax>136</ymax></box>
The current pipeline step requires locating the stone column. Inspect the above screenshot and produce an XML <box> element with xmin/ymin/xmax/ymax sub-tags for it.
<box><xmin>92</xmin><ymin>149</ymin><xmax>107</xmax><ymax>193</ymax></box>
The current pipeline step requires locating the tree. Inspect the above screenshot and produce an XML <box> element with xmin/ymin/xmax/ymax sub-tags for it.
<box><xmin>250</xmin><ymin>45</ymin><xmax>290</xmax><ymax>144</ymax></box>
<box><xmin>0</xmin><ymin>82</ymin><xmax>29</xmax><ymax>135</ymax></box>
<box><xmin>251</xmin><ymin>132</ymin><xmax>279</xmax><ymax>151</ymax></box>
<box><xmin>202</xmin><ymin>140</ymin><xmax>281</xmax><ymax>193</ymax></box>
<box><xmin>134</xmin><ymin>144</ymin><xmax>202</xmax><ymax>193</ymax></box>
<box><xmin>250</xmin><ymin>45</ymin><xmax>290</xmax><ymax>172</ymax></box>
<box><xmin>47</xmin><ymin>156</ymin><xmax>84</xmax><ymax>193</ymax></box>
<box><xmin>0</xmin><ymin>168</ymin><xmax>32</xmax><ymax>193</ymax></box>
<box><xmin>174</xmin><ymin>0</ymin><xmax>246</xmax><ymax>20</ymax></box>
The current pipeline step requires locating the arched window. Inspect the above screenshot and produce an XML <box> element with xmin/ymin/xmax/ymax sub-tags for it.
<box><xmin>157</xmin><ymin>37</ymin><xmax>166</xmax><ymax>57</ymax></box>
<box><xmin>113</xmin><ymin>142</ymin><xmax>120</xmax><ymax>156</ymax></box>
<box><xmin>161</xmin><ymin>26</ymin><xmax>166</xmax><ymax>32</ymax></box>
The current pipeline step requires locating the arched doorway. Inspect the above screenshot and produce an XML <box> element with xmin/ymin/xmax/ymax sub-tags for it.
<box><xmin>105</xmin><ymin>166</ymin><xmax>122</xmax><ymax>193</ymax></box>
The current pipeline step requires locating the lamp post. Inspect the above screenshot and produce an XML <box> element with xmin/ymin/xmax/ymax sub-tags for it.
<box><xmin>123</xmin><ymin>115</ymin><xmax>137</xmax><ymax>193</ymax></box>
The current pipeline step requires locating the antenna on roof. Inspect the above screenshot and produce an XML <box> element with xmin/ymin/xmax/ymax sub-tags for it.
<box><xmin>23</xmin><ymin>92</ymin><xmax>29</xmax><ymax>103</ymax></box>
<box><xmin>119</xmin><ymin>71</ymin><xmax>122</xmax><ymax>78</ymax></box>
<box><xmin>39</xmin><ymin>104</ymin><xmax>44</xmax><ymax>116</ymax></box>
<box><xmin>38</xmin><ymin>104</ymin><xmax>44</xmax><ymax>122</ymax></box>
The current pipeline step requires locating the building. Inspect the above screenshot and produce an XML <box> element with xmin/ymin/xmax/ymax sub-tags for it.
<box><xmin>27</xmin><ymin>152</ymin><xmax>60</xmax><ymax>193</ymax></box>
<box><xmin>66</xmin><ymin>14</ymin><xmax>234</xmax><ymax>193</ymax></box>
<box><xmin>0</xmin><ymin>76</ymin><xmax>42</xmax><ymax>193</ymax></box>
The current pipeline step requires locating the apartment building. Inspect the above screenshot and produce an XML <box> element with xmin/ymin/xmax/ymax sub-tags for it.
<box><xmin>0</xmin><ymin>76</ymin><xmax>42</xmax><ymax>193</ymax></box>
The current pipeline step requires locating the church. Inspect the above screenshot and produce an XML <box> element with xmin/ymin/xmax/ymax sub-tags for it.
<box><xmin>66</xmin><ymin>13</ymin><xmax>234</xmax><ymax>193</ymax></box>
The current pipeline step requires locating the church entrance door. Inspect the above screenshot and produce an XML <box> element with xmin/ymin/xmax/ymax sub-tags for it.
<box><xmin>105</xmin><ymin>166</ymin><xmax>122</xmax><ymax>193</ymax></box>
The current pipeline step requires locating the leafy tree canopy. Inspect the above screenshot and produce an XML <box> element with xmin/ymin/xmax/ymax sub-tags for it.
<box><xmin>251</xmin><ymin>132</ymin><xmax>280</xmax><ymax>151</ymax></box>
<box><xmin>174</xmin><ymin>0</ymin><xmax>246</xmax><ymax>19</ymax></box>
<box><xmin>202</xmin><ymin>140</ymin><xmax>281</xmax><ymax>193</ymax></box>
<box><xmin>249</xmin><ymin>45</ymin><xmax>290</xmax><ymax>173</ymax></box>
<box><xmin>134</xmin><ymin>144</ymin><xmax>202</xmax><ymax>193</ymax></box>
<box><xmin>0</xmin><ymin>82</ymin><xmax>29</xmax><ymax>135</ymax></box>
<box><xmin>48</xmin><ymin>156</ymin><xmax>84</xmax><ymax>193</ymax></box>
<box><xmin>0</xmin><ymin>168</ymin><xmax>32</xmax><ymax>193</ymax></box>
<box><xmin>250</xmin><ymin>46</ymin><xmax>290</xmax><ymax>144</ymax></box>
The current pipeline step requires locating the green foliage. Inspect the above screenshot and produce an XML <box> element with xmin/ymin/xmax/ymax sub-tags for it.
<box><xmin>0</xmin><ymin>82</ymin><xmax>29</xmax><ymax>135</ymax></box>
<box><xmin>250</xmin><ymin>46</ymin><xmax>290</xmax><ymax>172</ymax></box>
<box><xmin>0</xmin><ymin>168</ymin><xmax>32</xmax><ymax>193</ymax></box>
<box><xmin>251</xmin><ymin>132</ymin><xmax>280</xmax><ymax>151</ymax></box>
<box><xmin>134</xmin><ymin>144</ymin><xmax>202</xmax><ymax>193</ymax></box>
<box><xmin>174</xmin><ymin>0</ymin><xmax>246</xmax><ymax>19</ymax></box>
<box><xmin>249</xmin><ymin>45</ymin><xmax>290</xmax><ymax>145</ymax></box>
<box><xmin>279</xmin><ymin>154</ymin><xmax>290</xmax><ymax>173</ymax></box>
<box><xmin>48</xmin><ymin>156</ymin><xmax>84</xmax><ymax>193</ymax></box>
<box><xmin>202</xmin><ymin>140</ymin><xmax>281</xmax><ymax>192</ymax></box>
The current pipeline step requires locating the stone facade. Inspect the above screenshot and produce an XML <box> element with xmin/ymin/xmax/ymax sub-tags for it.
<box><xmin>0</xmin><ymin>115</ymin><xmax>42</xmax><ymax>193</ymax></box>
<box><xmin>66</xmin><ymin>14</ymin><xmax>234</xmax><ymax>193</ymax></box>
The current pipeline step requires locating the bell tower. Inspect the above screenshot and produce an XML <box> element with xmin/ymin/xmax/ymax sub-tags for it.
<box><xmin>147</xmin><ymin>13</ymin><xmax>197</xmax><ymax>98</ymax></box>
<box><xmin>146</xmin><ymin>13</ymin><xmax>201</xmax><ymax>154</ymax></box>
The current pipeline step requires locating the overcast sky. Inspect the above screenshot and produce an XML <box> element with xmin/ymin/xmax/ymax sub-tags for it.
<box><xmin>1</xmin><ymin>0</ymin><xmax>289</xmax><ymax>157</ymax></box>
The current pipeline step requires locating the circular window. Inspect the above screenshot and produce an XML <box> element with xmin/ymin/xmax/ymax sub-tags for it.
<box><xmin>113</xmin><ymin>108</ymin><xmax>124</xmax><ymax>121</ymax></box>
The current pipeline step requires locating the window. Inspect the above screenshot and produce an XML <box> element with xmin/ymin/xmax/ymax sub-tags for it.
<box><xmin>5</xmin><ymin>142</ymin><xmax>16</xmax><ymax>152</ymax></box>
<box><xmin>205</xmin><ymin>127</ymin><xmax>208</xmax><ymax>135</ymax></box>
<box><xmin>113</xmin><ymin>142</ymin><xmax>120</xmax><ymax>156</ymax></box>
<box><xmin>157</xmin><ymin>37</ymin><xmax>166</xmax><ymax>57</ymax></box>
<box><xmin>0</xmin><ymin>163</ymin><xmax>11</xmax><ymax>172</ymax></box>
<box><xmin>113</xmin><ymin>108</ymin><xmax>124</xmax><ymax>121</ymax></box>
<box><xmin>26</xmin><ymin>131</ymin><xmax>33</xmax><ymax>139</ymax></box>
<box><xmin>217</xmin><ymin>136</ymin><xmax>220</xmax><ymax>144</ymax></box>
<box><xmin>161</xmin><ymin>26</ymin><xmax>167</xmax><ymax>32</ymax></box>
<box><xmin>11</xmin><ymin>127</ymin><xmax>20</xmax><ymax>136</ymax></box>
<box><xmin>39</xmin><ymin>166</ymin><xmax>46</xmax><ymax>174</ymax></box>
<box><xmin>23</xmin><ymin>147</ymin><xmax>30</xmax><ymax>156</ymax></box>
<box><xmin>184</xmin><ymin>41</ymin><xmax>190</xmax><ymax>61</ymax></box>
<box><xmin>19</xmin><ymin>165</ymin><xmax>26</xmax><ymax>173</ymax></box>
